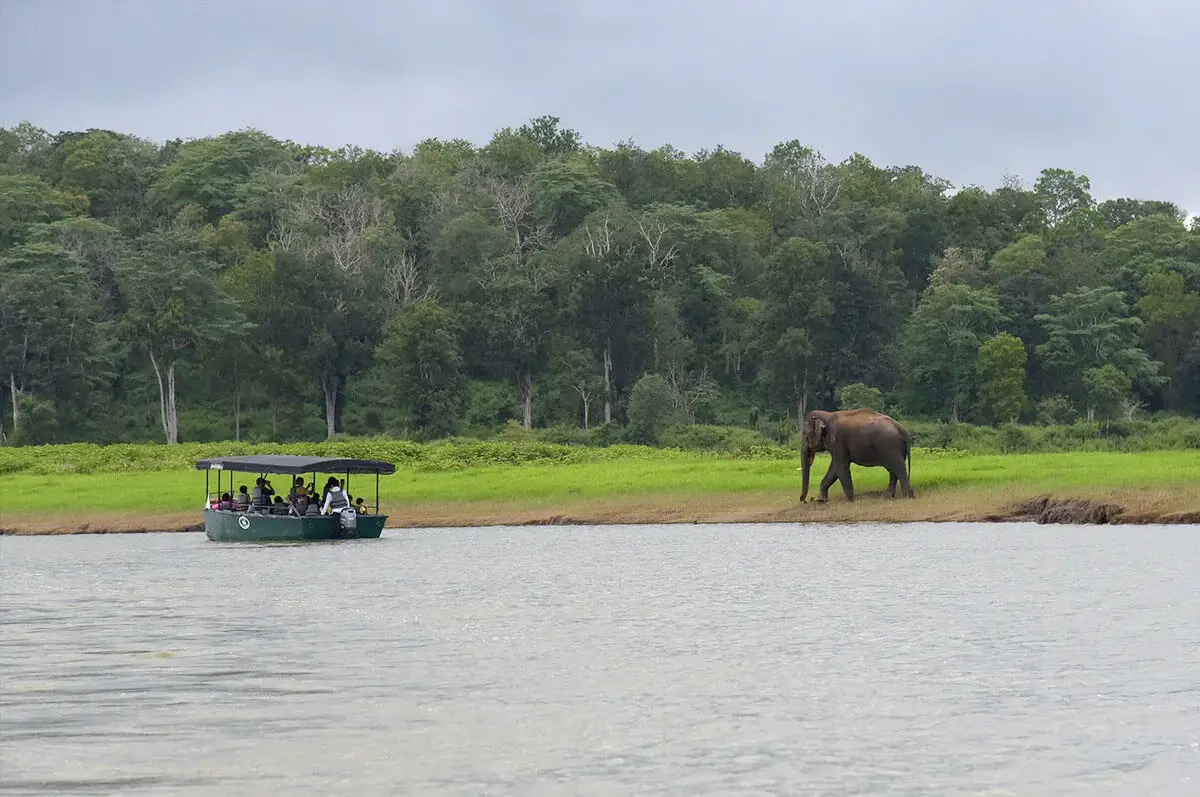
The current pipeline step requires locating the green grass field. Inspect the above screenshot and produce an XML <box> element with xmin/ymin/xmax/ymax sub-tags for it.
<box><xmin>4</xmin><ymin>450</ymin><xmax>1198</xmax><ymax>521</ymax></box>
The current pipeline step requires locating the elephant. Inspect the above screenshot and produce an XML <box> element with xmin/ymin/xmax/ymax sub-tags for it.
<box><xmin>799</xmin><ymin>408</ymin><xmax>915</xmax><ymax>502</ymax></box>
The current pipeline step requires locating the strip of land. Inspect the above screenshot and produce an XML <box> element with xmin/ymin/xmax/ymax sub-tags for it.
<box><xmin>2</xmin><ymin>487</ymin><xmax>1199</xmax><ymax>535</ymax></box>
<box><xmin>2</xmin><ymin>451</ymin><xmax>1198</xmax><ymax>534</ymax></box>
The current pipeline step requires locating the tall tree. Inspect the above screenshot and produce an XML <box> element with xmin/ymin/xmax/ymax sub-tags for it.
<box><xmin>276</xmin><ymin>170</ymin><xmax>393</xmax><ymax>437</ymax></box>
<box><xmin>900</xmin><ymin>283</ymin><xmax>1006</xmax><ymax>421</ymax></box>
<box><xmin>53</xmin><ymin>129</ymin><xmax>158</xmax><ymax>224</ymax></box>
<box><xmin>977</xmin><ymin>332</ymin><xmax>1028</xmax><ymax>424</ymax></box>
<box><xmin>1035</xmin><ymin>286</ymin><xmax>1165</xmax><ymax>416</ymax></box>
<box><xmin>1033</xmin><ymin>168</ymin><xmax>1095</xmax><ymax>227</ymax></box>
<box><xmin>478</xmin><ymin>250</ymin><xmax>558</xmax><ymax>429</ymax></box>
<box><xmin>0</xmin><ymin>243</ymin><xmax>104</xmax><ymax>439</ymax></box>
<box><xmin>116</xmin><ymin>228</ymin><xmax>248</xmax><ymax>443</ymax></box>
<box><xmin>1098</xmin><ymin>198</ymin><xmax>1184</xmax><ymax>229</ymax></box>
<box><xmin>760</xmin><ymin>140</ymin><xmax>841</xmax><ymax>236</ymax></box>
<box><xmin>1134</xmin><ymin>270</ymin><xmax>1200</xmax><ymax>412</ymax></box>
<box><xmin>564</xmin><ymin>207</ymin><xmax>653</xmax><ymax>423</ymax></box>
<box><xmin>373</xmin><ymin>298</ymin><xmax>469</xmax><ymax>439</ymax></box>
<box><xmin>755</xmin><ymin>237</ymin><xmax>836</xmax><ymax>421</ymax></box>
<box><xmin>146</xmin><ymin>129</ymin><xmax>292</xmax><ymax>223</ymax></box>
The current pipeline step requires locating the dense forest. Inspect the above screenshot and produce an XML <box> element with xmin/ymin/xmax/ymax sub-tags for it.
<box><xmin>2</xmin><ymin>116</ymin><xmax>1198</xmax><ymax>447</ymax></box>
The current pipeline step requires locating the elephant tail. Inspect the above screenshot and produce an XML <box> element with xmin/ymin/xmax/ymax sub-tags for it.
<box><xmin>905</xmin><ymin>439</ymin><xmax>912</xmax><ymax>480</ymax></box>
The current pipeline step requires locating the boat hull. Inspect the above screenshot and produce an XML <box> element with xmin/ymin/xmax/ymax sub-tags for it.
<box><xmin>203</xmin><ymin>509</ymin><xmax>387</xmax><ymax>542</ymax></box>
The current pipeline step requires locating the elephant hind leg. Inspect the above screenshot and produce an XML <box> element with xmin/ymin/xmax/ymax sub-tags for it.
<box><xmin>897</xmin><ymin>462</ymin><xmax>915</xmax><ymax>498</ymax></box>
<box><xmin>839</xmin><ymin>466</ymin><xmax>855</xmax><ymax>502</ymax></box>
<box><xmin>885</xmin><ymin>458</ymin><xmax>913</xmax><ymax>499</ymax></box>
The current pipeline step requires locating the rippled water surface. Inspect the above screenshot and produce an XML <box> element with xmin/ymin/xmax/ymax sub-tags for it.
<box><xmin>2</xmin><ymin>522</ymin><xmax>1199</xmax><ymax>795</ymax></box>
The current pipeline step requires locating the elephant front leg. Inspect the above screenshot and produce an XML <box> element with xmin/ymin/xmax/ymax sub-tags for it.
<box><xmin>817</xmin><ymin>465</ymin><xmax>839</xmax><ymax>502</ymax></box>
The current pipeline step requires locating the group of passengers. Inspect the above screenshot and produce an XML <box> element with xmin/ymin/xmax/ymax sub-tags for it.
<box><xmin>208</xmin><ymin>475</ymin><xmax>372</xmax><ymax>517</ymax></box>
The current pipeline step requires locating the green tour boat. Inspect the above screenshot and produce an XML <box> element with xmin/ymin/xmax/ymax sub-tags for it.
<box><xmin>195</xmin><ymin>454</ymin><xmax>397</xmax><ymax>542</ymax></box>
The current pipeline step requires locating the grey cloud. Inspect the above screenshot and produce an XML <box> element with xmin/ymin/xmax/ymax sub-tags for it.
<box><xmin>1</xmin><ymin>0</ymin><xmax>1196</xmax><ymax>214</ymax></box>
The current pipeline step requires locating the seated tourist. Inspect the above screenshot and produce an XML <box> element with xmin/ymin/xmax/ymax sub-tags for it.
<box><xmin>288</xmin><ymin>477</ymin><xmax>307</xmax><ymax>503</ymax></box>
<box><xmin>218</xmin><ymin>492</ymin><xmax>233</xmax><ymax>511</ymax></box>
<box><xmin>304</xmin><ymin>500</ymin><xmax>321</xmax><ymax>516</ymax></box>
<box><xmin>234</xmin><ymin>485</ymin><xmax>250</xmax><ymax>511</ymax></box>
<box><xmin>270</xmin><ymin>495</ymin><xmax>289</xmax><ymax>515</ymax></box>
<box><xmin>251</xmin><ymin>477</ymin><xmax>274</xmax><ymax>511</ymax></box>
<box><xmin>354</xmin><ymin>497</ymin><xmax>367</xmax><ymax>514</ymax></box>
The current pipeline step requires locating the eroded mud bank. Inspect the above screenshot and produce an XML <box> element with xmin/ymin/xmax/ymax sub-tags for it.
<box><xmin>987</xmin><ymin>495</ymin><xmax>1200</xmax><ymax>525</ymax></box>
<box><xmin>4</xmin><ymin>491</ymin><xmax>1197</xmax><ymax>535</ymax></box>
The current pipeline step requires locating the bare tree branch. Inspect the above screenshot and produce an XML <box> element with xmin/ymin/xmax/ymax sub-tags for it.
<box><xmin>835</xmin><ymin>240</ymin><xmax>879</xmax><ymax>277</ymax></box>
<box><xmin>487</xmin><ymin>177</ymin><xmax>539</xmax><ymax>258</ymax></box>
<box><xmin>637</xmin><ymin>217</ymin><xmax>678</xmax><ymax>282</ymax></box>
<box><xmin>275</xmin><ymin>182</ymin><xmax>392</xmax><ymax>299</ymax></box>
<box><xmin>430</xmin><ymin>163</ymin><xmax>485</xmax><ymax>218</ymax></box>
<box><xmin>1001</xmin><ymin>169</ymin><xmax>1025</xmax><ymax>192</ymax></box>
<box><xmin>766</xmin><ymin>147</ymin><xmax>842</xmax><ymax>226</ymax></box>
<box><xmin>382</xmin><ymin>244</ymin><xmax>436</xmax><ymax>307</ymax></box>
<box><xmin>310</xmin><ymin>184</ymin><xmax>385</xmax><ymax>277</ymax></box>
<box><xmin>583</xmin><ymin>212</ymin><xmax>615</xmax><ymax>259</ymax></box>
<box><xmin>798</xmin><ymin>153</ymin><xmax>841</xmax><ymax>219</ymax></box>
<box><xmin>665</xmin><ymin>364</ymin><xmax>719</xmax><ymax>424</ymax></box>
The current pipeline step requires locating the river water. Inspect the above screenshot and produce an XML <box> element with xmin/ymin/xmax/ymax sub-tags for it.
<box><xmin>2</xmin><ymin>522</ymin><xmax>1198</xmax><ymax>795</ymax></box>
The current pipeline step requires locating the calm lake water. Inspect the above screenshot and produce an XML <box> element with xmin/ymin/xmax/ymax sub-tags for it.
<box><xmin>2</xmin><ymin>522</ymin><xmax>1198</xmax><ymax>795</ymax></box>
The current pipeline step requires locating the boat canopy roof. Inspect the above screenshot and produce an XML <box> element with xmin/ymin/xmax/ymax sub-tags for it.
<box><xmin>194</xmin><ymin>454</ymin><xmax>396</xmax><ymax>475</ymax></box>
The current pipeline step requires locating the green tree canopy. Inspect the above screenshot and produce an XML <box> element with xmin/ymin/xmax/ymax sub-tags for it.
<box><xmin>1</xmin><ymin>116</ymin><xmax>1197</xmax><ymax>444</ymax></box>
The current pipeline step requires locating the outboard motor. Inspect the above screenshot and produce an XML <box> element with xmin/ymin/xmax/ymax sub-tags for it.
<box><xmin>337</xmin><ymin>507</ymin><xmax>358</xmax><ymax>537</ymax></box>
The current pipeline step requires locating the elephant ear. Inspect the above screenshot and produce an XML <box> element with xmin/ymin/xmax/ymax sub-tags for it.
<box><xmin>813</xmin><ymin>417</ymin><xmax>828</xmax><ymax>444</ymax></box>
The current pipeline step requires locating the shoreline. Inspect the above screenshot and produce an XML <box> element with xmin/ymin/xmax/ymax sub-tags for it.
<box><xmin>5</xmin><ymin>488</ymin><xmax>1198</xmax><ymax>535</ymax></box>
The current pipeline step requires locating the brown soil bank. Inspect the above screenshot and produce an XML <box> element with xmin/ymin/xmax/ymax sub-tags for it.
<box><xmin>3</xmin><ymin>486</ymin><xmax>1197</xmax><ymax>535</ymax></box>
<box><xmin>986</xmin><ymin>495</ymin><xmax>1200</xmax><ymax>525</ymax></box>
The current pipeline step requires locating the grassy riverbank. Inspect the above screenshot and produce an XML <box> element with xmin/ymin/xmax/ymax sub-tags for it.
<box><xmin>2</xmin><ymin>449</ymin><xmax>1198</xmax><ymax>534</ymax></box>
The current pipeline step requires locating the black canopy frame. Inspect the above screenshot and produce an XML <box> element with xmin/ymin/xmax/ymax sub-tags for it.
<box><xmin>196</xmin><ymin>455</ymin><xmax>395</xmax><ymax>515</ymax></box>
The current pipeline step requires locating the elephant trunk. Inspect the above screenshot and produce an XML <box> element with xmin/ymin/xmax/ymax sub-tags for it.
<box><xmin>800</xmin><ymin>442</ymin><xmax>814</xmax><ymax>501</ymax></box>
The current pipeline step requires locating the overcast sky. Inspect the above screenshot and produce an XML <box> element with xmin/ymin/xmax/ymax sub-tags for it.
<box><xmin>2</xmin><ymin>0</ymin><xmax>1197</xmax><ymax>215</ymax></box>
